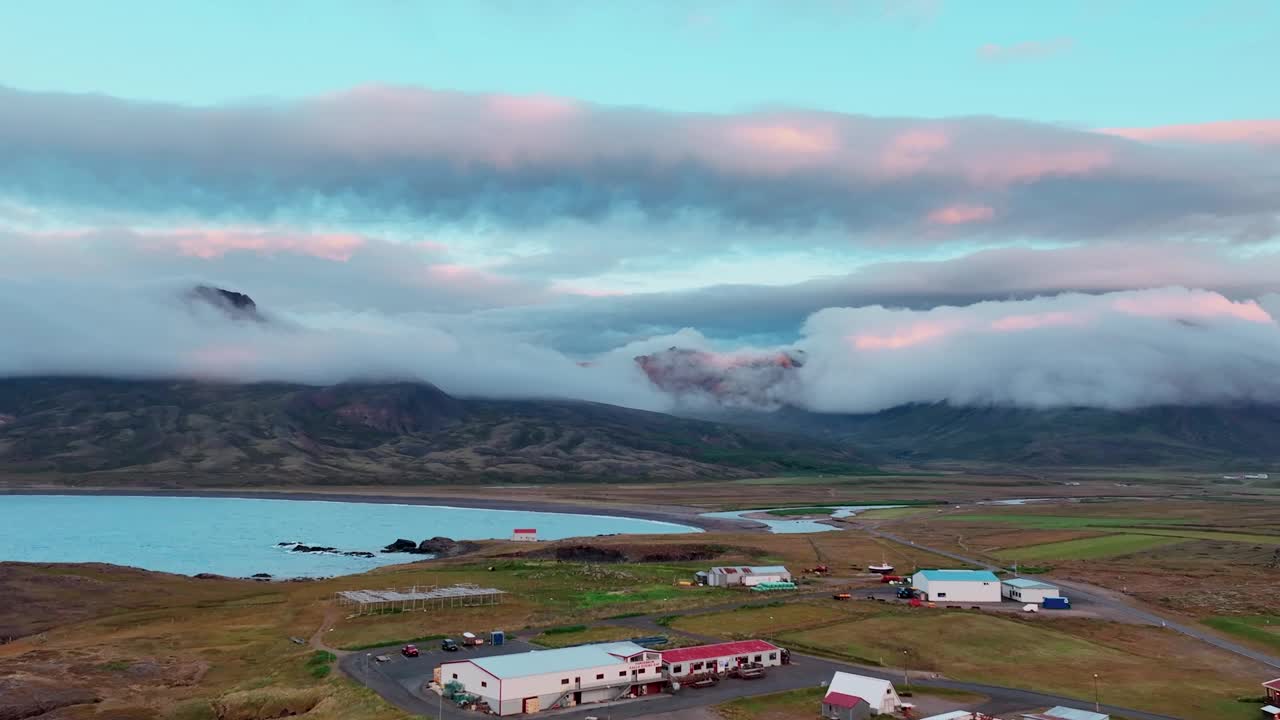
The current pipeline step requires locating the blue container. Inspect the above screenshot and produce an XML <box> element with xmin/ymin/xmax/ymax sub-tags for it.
<box><xmin>1043</xmin><ymin>597</ymin><xmax>1070</xmax><ymax>610</ymax></box>
<box><xmin>491</xmin><ymin>630</ymin><xmax>505</xmax><ymax>646</ymax></box>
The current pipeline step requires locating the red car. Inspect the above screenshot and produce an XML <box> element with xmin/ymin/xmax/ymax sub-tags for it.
<box><xmin>401</xmin><ymin>644</ymin><xmax>419</xmax><ymax>657</ymax></box>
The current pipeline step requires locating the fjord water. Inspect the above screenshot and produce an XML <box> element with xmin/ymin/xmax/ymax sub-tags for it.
<box><xmin>0</xmin><ymin>494</ymin><xmax>698</xmax><ymax>578</ymax></box>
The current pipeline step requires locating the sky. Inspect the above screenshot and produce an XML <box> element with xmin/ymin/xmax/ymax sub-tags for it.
<box><xmin>2</xmin><ymin>0</ymin><xmax>1280</xmax><ymax>413</ymax></box>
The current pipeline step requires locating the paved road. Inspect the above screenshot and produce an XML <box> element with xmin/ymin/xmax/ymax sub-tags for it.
<box><xmin>860</xmin><ymin>524</ymin><xmax>1280</xmax><ymax>672</ymax></box>
<box><xmin>339</xmin><ymin>621</ymin><xmax>1183</xmax><ymax>720</ymax></box>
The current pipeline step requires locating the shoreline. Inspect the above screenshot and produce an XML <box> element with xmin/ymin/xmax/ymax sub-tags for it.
<box><xmin>0</xmin><ymin>485</ymin><xmax>764</xmax><ymax>534</ymax></box>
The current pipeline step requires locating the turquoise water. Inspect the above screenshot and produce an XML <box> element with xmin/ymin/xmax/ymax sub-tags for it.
<box><xmin>0</xmin><ymin>494</ymin><xmax>698</xmax><ymax>578</ymax></box>
<box><xmin>701</xmin><ymin>504</ymin><xmax>904</xmax><ymax>533</ymax></box>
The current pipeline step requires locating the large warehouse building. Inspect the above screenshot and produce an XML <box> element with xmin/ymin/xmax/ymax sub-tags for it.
<box><xmin>911</xmin><ymin>569</ymin><xmax>1001</xmax><ymax>603</ymax></box>
<box><xmin>437</xmin><ymin>641</ymin><xmax>664</xmax><ymax>715</ymax></box>
<box><xmin>659</xmin><ymin>639</ymin><xmax>785</xmax><ymax>679</ymax></box>
<box><xmin>1001</xmin><ymin>577</ymin><xmax>1061</xmax><ymax>604</ymax></box>
<box><xmin>700</xmin><ymin>565</ymin><xmax>792</xmax><ymax>587</ymax></box>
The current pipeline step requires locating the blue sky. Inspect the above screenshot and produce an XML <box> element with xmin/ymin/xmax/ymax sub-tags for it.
<box><xmin>2</xmin><ymin>0</ymin><xmax>1276</xmax><ymax>125</ymax></box>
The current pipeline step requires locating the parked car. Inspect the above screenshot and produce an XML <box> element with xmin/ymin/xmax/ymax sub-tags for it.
<box><xmin>401</xmin><ymin>644</ymin><xmax>419</xmax><ymax>657</ymax></box>
<box><xmin>441</xmin><ymin>638</ymin><xmax>459</xmax><ymax>651</ymax></box>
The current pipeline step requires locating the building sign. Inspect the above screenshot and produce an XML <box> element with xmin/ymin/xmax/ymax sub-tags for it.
<box><xmin>628</xmin><ymin>659</ymin><xmax>662</xmax><ymax>671</ymax></box>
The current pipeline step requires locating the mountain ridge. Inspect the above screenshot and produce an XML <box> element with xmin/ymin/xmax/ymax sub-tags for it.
<box><xmin>0</xmin><ymin>377</ymin><xmax>866</xmax><ymax>482</ymax></box>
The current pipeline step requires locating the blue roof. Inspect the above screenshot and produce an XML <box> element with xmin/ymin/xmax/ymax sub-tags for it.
<box><xmin>917</xmin><ymin>569</ymin><xmax>999</xmax><ymax>582</ymax></box>
<box><xmin>1003</xmin><ymin>577</ymin><xmax>1057</xmax><ymax>589</ymax></box>
<box><xmin>467</xmin><ymin>642</ymin><xmax>647</xmax><ymax>679</ymax></box>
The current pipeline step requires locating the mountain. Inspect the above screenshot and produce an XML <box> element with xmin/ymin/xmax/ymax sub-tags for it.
<box><xmin>0</xmin><ymin>377</ymin><xmax>867</xmax><ymax>482</ymax></box>
<box><xmin>710</xmin><ymin>403</ymin><xmax>1280</xmax><ymax>468</ymax></box>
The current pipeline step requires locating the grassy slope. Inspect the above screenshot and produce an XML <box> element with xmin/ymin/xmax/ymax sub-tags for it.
<box><xmin>998</xmin><ymin>534</ymin><xmax>1189</xmax><ymax>561</ymax></box>
<box><xmin>776</xmin><ymin>612</ymin><xmax>1261</xmax><ymax>720</ymax></box>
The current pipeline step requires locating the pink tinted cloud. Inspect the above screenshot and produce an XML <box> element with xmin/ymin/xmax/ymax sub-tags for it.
<box><xmin>154</xmin><ymin>229</ymin><xmax>366</xmax><ymax>261</ymax></box>
<box><xmin>926</xmin><ymin>204</ymin><xmax>995</xmax><ymax>225</ymax></box>
<box><xmin>879</xmin><ymin>128</ymin><xmax>950</xmax><ymax>175</ymax></box>
<box><xmin>978</xmin><ymin>37</ymin><xmax>1073</xmax><ymax>62</ymax></box>
<box><xmin>965</xmin><ymin>149</ymin><xmax>1111</xmax><ymax>184</ymax></box>
<box><xmin>1113</xmin><ymin>292</ymin><xmax>1273</xmax><ymax>323</ymax></box>
<box><xmin>487</xmin><ymin>94</ymin><xmax>580</xmax><ymax>123</ymax></box>
<box><xmin>851</xmin><ymin>321</ymin><xmax>952</xmax><ymax>350</ymax></box>
<box><xmin>990</xmin><ymin>311</ymin><xmax>1084</xmax><ymax>332</ymax></box>
<box><xmin>1098</xmin><ymin>120</ymin><xmax>1280</xmax><ymax>146</ymax></box>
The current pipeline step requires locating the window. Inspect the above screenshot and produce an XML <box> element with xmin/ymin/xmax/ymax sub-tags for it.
<box><xmin>619</xmin><ymin>671</ymin><xmax>627</xmax><ymax>677</ymax></box>
<box><xmin>672</xmin><ymin>665</ymin><xmax>682</xmax><ymax>674</ymax></box>
<box><xmin>936</xmin><ymin>592</ymin><xmax>947</xmax><ymax>598</ymax></box>
<box><xmin>574</xmin><ymin>677</ymin><xmax>580</xmax><ymax>684</ymax></box>
<box><xmin>561</xmin><ymin>678</ymin><xmax>569</xmax><ymax>685</ymax></box>
<box><xmin>637</xmin><ymin>668</ymin><xmax>646</xmax><ymax>674</ymax></box>
<box><xmin>692</xmin><ymin>662</ymin><xmax>703</xmax><ymax>670</ymax></box>
<box><xmin>753</xmin><ymin>655</ymin><xmax>762</xmax><ymax>662</ymax></box>
<box><xmin>596</xmin><ymin>673</ymin><xmax>604</xmax><ymax>680</ymax></box>
<box><xmin>768</xmin><ymin>653</ymin><xmax>777</xmax><ymax>660</ymax></box>
<box><xmin>451</xmin><ymin>673</ymin><xmax>457</xmax><ymax>679</ymax></box>
<box><xmin>480</xmin><ymin>681</ymin><xmax>487</xmax><ymax>688</ymax></box>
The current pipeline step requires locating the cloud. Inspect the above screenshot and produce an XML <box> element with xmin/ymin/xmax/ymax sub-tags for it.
<box><xmin>1</xmin><ymin>84</ymin><xmax>1277</xmax><ymax>244</ymax></box>
<box><xmin>1098</xmin><ymin>120</ymin><xmax>1280</xmax><ymax>146</ymax></box>
<box><xmin>926</xmin><ymin>203</ymin><xmax>995</xmax><ymax>225</ymax></box>
<box><xmin>639</xmin><ymin>288</ymin><xmax>1280</xmax><ymax>412</ymax></box>
<box><xmin>977</xmin><ymin>37</ymin><xmax>1074</xmax><ymax>62</ymax></box>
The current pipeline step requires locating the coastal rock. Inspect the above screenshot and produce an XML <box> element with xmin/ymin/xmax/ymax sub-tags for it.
<box><xmin>417</xmin><ymin>536</ymin><xmax>458</xmax><ymax>554</ymax></box>
<box><xmin>250</xmin><ymin>573</ymin><xmax>272</xmax><ymax>579</ymax></box>
<box><xmin>344</xmin><ymin>551</ymin><xmax>375</xmax><ymax>558</ymax></box>
<box><xmin>193</xmin><ymin>573</ymin><xmax>228</xmax><ymax>580</ymax></box>
<box><xmin>382</xmin><ymin>538</ymin><xmax>419</xmax><ymax>553</ymax></box>
<box><xmin>290</xmin><ymin>544</ymin><xmax>338</xmax><ymax>554</ymax></box>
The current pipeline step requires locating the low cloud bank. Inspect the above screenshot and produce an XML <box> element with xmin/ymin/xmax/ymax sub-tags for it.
<box><xmin>2</xmin><ymin>282</ymin><xmax>1279</xmax><ymax>414</ymax></box>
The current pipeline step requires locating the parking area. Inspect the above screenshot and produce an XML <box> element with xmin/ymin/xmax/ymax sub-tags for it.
<box><xmin>353</xmin><ymin>637</ymin><xmax>543</xmax><ymax>701</ymax></box>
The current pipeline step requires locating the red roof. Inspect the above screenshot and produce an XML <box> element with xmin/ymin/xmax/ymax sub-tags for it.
<box><xmin>512</xmin><ymin>528</ymin><xmax>536</xmax><ymax>533</ymax></box>
<box><xmin>823</xmin><ymin>691</ymin><xmax>866</xmax><ymax>709</ymax></box>
<box><xmin>660</xmin><ymin>640</ymin><xmax>779</xmax><ymax>664</ymax></box>
<box><xmin>1264</xmin><ymin>678</ymin><xmax>1280</xmax><ymax>691</ymax></box>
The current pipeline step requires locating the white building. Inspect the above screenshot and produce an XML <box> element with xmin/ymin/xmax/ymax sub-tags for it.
<box><xmin>911</xmin><ymin>569</ymin><xmax>1001</xmax><ymax>603</ymax></box>
<box><xmin>511</xmin><ymin>528</ymin><xmax>537</xmax><ymax>542</ymax></box>
<box><xmin>703</xmin><ymin>565</ymin><xmax>791</xmax><ymax>587</ymax></box>
<box><xmin>1021</xmin><ymin>706</ymin><xmax>1109</xmax><ymax>720</ymax></box>
<box><xmin>437</xmin><ymin>641</ymin><xmax>663</xmax><ymax>715</ymax></box>
<box><xmin>660</xmin><ymin>640</ymin><xmax>784</xmax><ymax>680</ymax></box>
<box><xmin>823</xmin><ymin>672</ymin><xmax>902</xmax><ymax>716</ymax></box>
<box><xmin>1002</xmin><ymin>577</ymin><xmax>1061</xmax><ymax>604</ymax></box>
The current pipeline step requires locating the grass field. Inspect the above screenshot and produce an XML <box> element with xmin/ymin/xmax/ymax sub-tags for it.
<box><xmin>857</xmin><ymin>506</ymin><xmax>937</xmax><ymax>520</ymax></box>
<box><xmin>1203</xmin><ymin>615</ymin><xmax>1280</xmax><ymax>653</ymax></box>
<box><xmin>998</xmin><ymin>534</ymin><xmax>1188</xmax><ymax>561</ymax></box>
<box><xmin>1118</xmin><ymin>528</ymin><xmax>1280</xmax><ymax>544</ymax></box>
<box><xmin>529</xmin><ymin>625</ymin><xmax>641</xmax><ymax>648</ymax></box>
<box><xmin>774</xmin><ymin>612</ymin><xmax>1261</xmax><ymax>720</ymax></box>
<box><xmin>670</xmin><ymin>601</ymin><xmax>871</xmax><ymax>639</ymax></box>
<box><xmin>944</xmin><ymin>514</ymin><xmax>1191</xmax><ymax>529</ymax></box>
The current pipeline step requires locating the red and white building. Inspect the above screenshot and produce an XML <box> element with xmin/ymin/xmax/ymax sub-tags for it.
<box><xmin>511</xmin><ymin>528</ymin><xmax>537</xmax><ymax>542</ymax></box>
<box><xmin>438</xmin><ymin>641</ymin><xmax>662</xmax><ymax>715</ymax></box>
<box><xmin>659</xmin><ymin>639</ymin><xmax>784</xmax><ymax>679</ymax></box>
<box><xmin>1262</xmin><ymin>677</ymin><xmax>1280</xmax><ymax>718</ymax></box>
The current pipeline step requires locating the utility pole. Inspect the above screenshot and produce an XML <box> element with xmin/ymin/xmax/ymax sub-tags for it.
<box><xmin>1093</xmin><ymin>673</ymin><xmax>1100</xmax><ymax>712</ymax></box>
<box><xmin>903</xmin><ymin>649</ymin><xmax>910</xmax><ymax>690</ymax></box>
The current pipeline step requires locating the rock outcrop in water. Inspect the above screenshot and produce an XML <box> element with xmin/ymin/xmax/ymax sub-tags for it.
<box><xmin>380</xmin><ymin>536</ymin><xmax>479</xmax><ymax>558</ymax></box>
<box><xmin>279</xmin><ymin>542</ymin><xmax>375</xmax><ymax>558</ymax></box>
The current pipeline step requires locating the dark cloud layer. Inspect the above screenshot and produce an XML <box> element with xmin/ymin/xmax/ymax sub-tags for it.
<box><xmin>1</xmin><ymin>84</ymin><xmax>1277</xmax><ymax>240</ymax></box>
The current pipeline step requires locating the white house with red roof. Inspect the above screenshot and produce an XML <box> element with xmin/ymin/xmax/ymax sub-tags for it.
<box><xmin>822</xmin><ymin>671</ymin><xmax>901</xmax><ymax>718</ymax></box>
<box><xmin>659</xmin><ymin>639</ymin><xmax>784</xmax><ymax>679</ymax></box>
<box><xmin>511</xmin><ymin>528</ymin><xmax>537</xmax><ymax>542</ymax></box>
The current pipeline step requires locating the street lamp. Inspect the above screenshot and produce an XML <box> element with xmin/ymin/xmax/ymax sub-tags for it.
<box><xmin>903</xmin><ymin>649</ymin><xmax>910</xmax><ymax>689</ymax></box>
<box><xmin>1093</xmin><ymin>673</ymin><xmax>1100</xmax><ymax>712</ymax></box>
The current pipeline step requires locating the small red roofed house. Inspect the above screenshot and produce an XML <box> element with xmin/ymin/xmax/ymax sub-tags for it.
<box><xmin>511</xmin><ymin>528</ymin><xmax>537</xmax><ymax>542</ymax></box>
